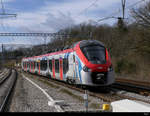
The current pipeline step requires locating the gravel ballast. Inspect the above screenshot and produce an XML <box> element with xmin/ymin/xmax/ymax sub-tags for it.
<box><xmin>9</xmin><ymin>72</ymin><xmax>110</xmax><ymax>112</ymax></box>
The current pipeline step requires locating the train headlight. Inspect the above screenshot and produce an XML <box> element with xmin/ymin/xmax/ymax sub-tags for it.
<box><xmin>108</xmin><ymin>65</ymin><xmax>113</xmax><ymax>71</ymax></box>
<box><xmin>83</xmin><ymin>66</ymin><xmax>91</xmax><ymax>72</ymax></box>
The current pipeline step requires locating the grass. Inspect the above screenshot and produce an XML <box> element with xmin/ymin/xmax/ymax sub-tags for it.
<box><xmin>38</xmin><ymin>79</ymin><xmax>60</xmax><ymax>89</ymax></box>
<box><xmin>89</xmin><ymin>103</ymin><xmax>101</xmax><ymax>109</ymax></box>
<box><xmin>22</xmin><ymin>72</ymin><xmax>60</xmax><ymax>89</ymax></box>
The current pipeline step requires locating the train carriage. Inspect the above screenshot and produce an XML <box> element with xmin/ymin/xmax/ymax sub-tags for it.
<box><xmin>21</xmin><ymin>40</ymin><xmax>115</xmax><ymax>87</ymax></box>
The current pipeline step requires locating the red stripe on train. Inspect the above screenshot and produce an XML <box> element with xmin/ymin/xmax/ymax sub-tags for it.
<box><xmin>38</xmin><ymin>62</ymin><xmax>40</xmax><ymax>74</ymax></box>
<box><xmin>52</xmin><ymin>59</ymin><xmax>55</xmax><ymax>78</ymax></box>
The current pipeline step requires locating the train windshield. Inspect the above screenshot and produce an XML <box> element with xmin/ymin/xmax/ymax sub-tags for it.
<box><xmin>81</xmin><ymin>45</ymin><xmax>106</xmax><ymax>64</ymax></box>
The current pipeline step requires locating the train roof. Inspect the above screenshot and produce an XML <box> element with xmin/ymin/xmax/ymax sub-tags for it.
<box><xmin>79</xmin><ymin>40</ymin><xmax>105</xmax><ymax>48</ymax></box>
<box><xmin>22</xmin><ymin>40</ymin><xmax>104</xmax><ymax>60</ymax></box>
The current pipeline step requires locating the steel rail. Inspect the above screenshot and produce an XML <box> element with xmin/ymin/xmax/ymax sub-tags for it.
<box><xmin>0</xmin><ymin>69</ymin><xmax>17</xmax><ymax>112</ymax></box>
<box><xmin>0</xmin><ymin>69</ymin><xmax>12</xmax><ymax>85</ymax></box>
<box><xmin>112</xmin><ymin>79</ymin><xmax>150</xmax><ymax>96</ymax></box>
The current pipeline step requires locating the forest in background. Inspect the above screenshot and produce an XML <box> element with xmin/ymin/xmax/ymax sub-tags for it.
<box><xmin>1</xmin><ymin>1</ymin><xmax>150</xmax><ymax>81</ymax></box>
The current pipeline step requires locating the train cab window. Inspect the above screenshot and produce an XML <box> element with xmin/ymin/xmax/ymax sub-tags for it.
<box><xmin>81</xmin><ymin>45</ymin><xmax>106</xmax><ymax>64</ymax></box>
<box><xmin>55</xmin><ymin>59</ymin><xmax>59</xmax><ymax>73</ymax></box>
<box><xmin>49</xmin><ymin>60</ymin><xmax>52</xmax><ymax>72</ymax></box>
<box><xmin>63</xmin><ymin>58</ymin><xmax>69</xmax><ymax>74</ymax></box>
<box><xmin>40</xmin><ymin>60</ymin><xmax>47</xmax><ymax>71</ymax></box>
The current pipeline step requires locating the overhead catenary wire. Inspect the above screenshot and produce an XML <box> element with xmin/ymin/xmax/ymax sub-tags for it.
<box><xmin>78</xmin><ymin>0</ymin><xmax>99</xmax><ymax>15</ymax></box>
<box><xmin>97</xmin><ymin>0</ymin><xmax>147</xmax><ymax>23</ymax></box>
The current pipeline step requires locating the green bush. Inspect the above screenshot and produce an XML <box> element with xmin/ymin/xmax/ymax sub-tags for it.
<box><xmin>115</xmin><ymin>59</ymin><xmax>136</xmax><ymax>74</ymax></box>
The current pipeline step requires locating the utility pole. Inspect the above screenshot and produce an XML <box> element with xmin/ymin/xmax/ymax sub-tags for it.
<box><xmin>42</xmin><ymin>36</ymin><xmax>47</xmax><ymax>53</ymax></box>
<box><xmin>0</xmin><ymin>0</ymin><xmax>17</xmax><ymax>18</ymax></box>
<box><xmin>1</xmin><ymin>44</ymin><xmax>5</xmax><ymax>68</ymax></box>
<box><xmin>44</xmin><ymin>36</ymin><xmax>47</xmax><ymax>52</ymax></box>
<box><xmin>122</xmin><ymin>0</ymin><xmax>126</xmax><ymax>19</ymax></box>
<box><xmin>0</xmin><ymin>0</ymin><xmax>17</xmax><ymax>68</ymax></box>
<box><xmin>84</xmin><ymin>89</ymin><xmax>88</xmax><ymax>112</ymax></box>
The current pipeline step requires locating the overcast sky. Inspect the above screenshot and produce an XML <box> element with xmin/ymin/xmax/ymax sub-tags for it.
<box><xmin>0</xmin><ymin>0</ymin><xmax>148</xmax><ymax>45</ymax></box>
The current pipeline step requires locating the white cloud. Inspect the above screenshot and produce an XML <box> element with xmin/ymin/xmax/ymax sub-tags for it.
<box><xmin>0</xmin><ymin>0</ymin><xmax>145</xmax><ymax>33</ymax></box>
<box><xmin>0</xmin><ymin>0</ymin><xmax>147</xmax><ymax>45</ymax></box>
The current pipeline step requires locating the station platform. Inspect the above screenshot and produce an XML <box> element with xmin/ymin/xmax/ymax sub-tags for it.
<box><xmin>111</xmin><ymin>99</ymin><xmax>150</xmax><ymax>112</ymax></box>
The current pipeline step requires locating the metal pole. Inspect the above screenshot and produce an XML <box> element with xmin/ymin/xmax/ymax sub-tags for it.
<box><xmin>84</xmin><ymin>89</ymin><xmax>88</xmax><ymax>112</ymax></box>
<box><xmin>122</xmin><ymin>0</ymin><xmax>126</xmax><ymax>19</ymax></box>
<box><xmin>90</xmin><ymin>31</ymin><xmax>92</xmax><ymax>40</ymax></box>
<box><xmin>1</xmin><ymin>44</ymin><xmax>5</xmax><ymax>68</ymax></box>
<box><xmin>43</xmin><ymin>36</ymin><xmax>47</xmax><ymax>53</ymax></box>
<box><xmin>45</xmin><ymin>36</ymin><xmax>47</xmax><ymax>51</ymax></box>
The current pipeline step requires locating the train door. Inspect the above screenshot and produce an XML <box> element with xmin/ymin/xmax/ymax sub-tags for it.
<box><xmin>68</xmin><ymin>53</ymin><xmax>76</xmax><ymax>80</ymax></box>
<box><xmin>59</xmin><ymin>58</ymin><xmax>63</xmax><ymax>80</ymax></box>
<box><xmin>52</xmin><ymin>58</ymin><xmax>55</xmax><ymax>78</ymax></box>
<box><xmin>38</xmin><ymin>61</ymin><xmax>40</xmax><ymax>75</ymax></box>
<box><xmin>49</xmin><ymin>59</ymin><xmax>52</xmax><ymax>78</ymax></box>
<box><xmin>73</xmin><ymin>54</ymin><xmax>76</xmax><ymax>80</ymax></box>
<box><xmin>33</xmin><ymin>62</ymin><xmax>34</xmax><ymax>73</ymax></box>
<box><xmin>26</xmin><ymin>62</ymin><xmax>27</xmax><ymax>72</ymax></box>
<box><xmin>30</xmin><ymin>62</ymin><xmax>31</xmax><ymax>72</ymax></box>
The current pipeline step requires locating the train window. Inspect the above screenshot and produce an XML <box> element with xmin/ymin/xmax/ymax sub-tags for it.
<box><xmin>81</xmin><ymin>45</ymin><xmax>106</xmax><ymax>64</ymax></box>
<box><xmin>23</xmin><ymin>62</ymin><xmax>25</xmax><ymax>68</ymax></box>
<box><xmin>37</xmin><ymin>62</ymin><xmax>39</xmax><ymax>69</ymax></box>
<box><xmin>25</xmin><ymin>62</ymin><xmax>27</xmax><ymax>68</ymax></box>
<box><xmin>34</xmin><ymin>62</ymin><xmax>36</xmax><ymax>69</ymax></box>
<box><xmin>31</xmin><ymin>62</ymin><xmax>33</xmax><ymax>69</ymax></box>
<box><xmin>40</xmin><ymin>60</ymin><xmax>47</xmax><ymax>71</ymax></box>
<box><xmin>63</xmin><ymin>58</ymin><xmax>69</xmax><ymax>74</ymax></box>
<box><xmin>29</xmin><ymin>62</ymin><xmax>31</xmax><ymax>69</ymax></box>
<box><xmin>32</xmin><ymin>62</ymin><xmax>35</xmax><ymax>69</ymax></box>
<box><xmin>73</xmin><ymin>55</ymin><xmax>75</xmax><ymax>62</ymax></box>
<box><xmin>55</xmin><ymin>59</ymin><xmax>59</xmax><ymax>73</ymax></box>
<box><xmin>27</xmin><ymin>62</ymin><xmax>30</xmax><ymax>68</ymax></box>
<box><xmin>49</xmin><ymin>60</ymin><xmax>52</xmax><ymax>72</ymax></box>
<box><xmin>26</xmin><ymin>62</ymin><xmax>27</xmax><ymax>68</ymax></box>
<box><xmin>23</xmin><ymin>62</ymin><xmax>24</xmax><ymax>68</ymax></box>
<box><xmin>29</xmin><ymin>62</ymin><xmax>30</xmax><ymax>68</ymax></box>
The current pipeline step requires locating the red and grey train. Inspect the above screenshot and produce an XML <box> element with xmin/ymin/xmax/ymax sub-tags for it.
<box><xmin>21</xmin><ymin>40</ymin><xmax>115</xmax><ymax>87</ymax></box>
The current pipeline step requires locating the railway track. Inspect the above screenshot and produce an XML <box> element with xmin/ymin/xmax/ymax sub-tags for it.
<box><xmin>0</xmin><ymin>69</ymin><xmax>17</xmax><ymax>112</ymax></box>
<box><xmin>0</xmin><ymin>69</ymin><xmax>12</xmax><ymax>85</ymax></box>
<box><xmin>22</xmin><ymin>71</ymin><xmax>150</xmax><ymax>104</ymax></box>
<box><xmin>113</xmin><ymin>78</ymin><xmax>150</xmax><ymax>96</ymax></box>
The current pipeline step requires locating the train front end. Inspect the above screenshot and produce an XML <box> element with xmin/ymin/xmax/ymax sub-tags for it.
<box><xmin>75</xmin><ymin>40</ymin><xmax>115</xmax><ymax>87</ymax></box>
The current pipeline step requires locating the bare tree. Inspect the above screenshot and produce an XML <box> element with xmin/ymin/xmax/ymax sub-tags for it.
<box><xmin>131</xmin><ymin>1</ymin><xmax>150</xmax><ymax>28</ymax></box>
